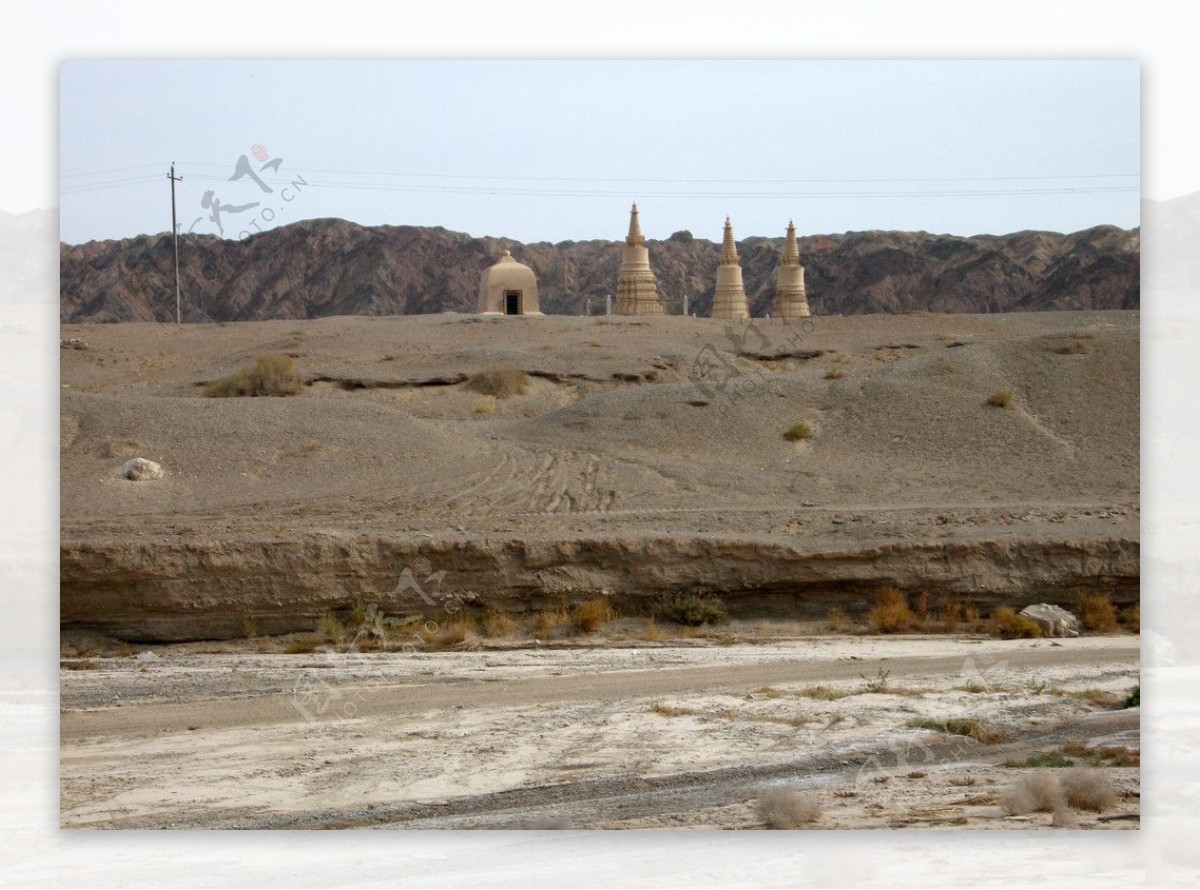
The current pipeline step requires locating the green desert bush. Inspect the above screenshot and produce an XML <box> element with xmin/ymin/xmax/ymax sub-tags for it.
<box><xmin>866</xmin><ymin>587</ymin><xmax>915</xmax><ymax>633</ymax></box>
<box><xmin>652</xmin><ymin>592</ymin><xmax>727</xmax><ymax>626</ymax></box>
<box><xmin>205</xmin><ymin>353</ymin><xmax>303</xmax><ymax>397</ymax></box>
<box><xmin>783</xmin><ymin>422</ymin><xmax>815</xmax><ymax>441</ymax></box>
<box><xmin>989</xmin><ymin>606</ymin><xmax>1044</xmax><ymax>639</ymax></box>
<box><xmin>466</xmin><ymin>365</ymin><xmax>529</xmax><ymax>399</ymax></box>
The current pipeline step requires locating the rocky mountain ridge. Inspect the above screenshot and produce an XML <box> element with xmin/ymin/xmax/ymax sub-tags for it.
<box><xmin>60</xmin><ymin>217</ymin><xmax>1140</xmax><ymax>322</ymax></box>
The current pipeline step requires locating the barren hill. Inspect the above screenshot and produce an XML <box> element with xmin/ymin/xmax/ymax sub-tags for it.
<box><xmin>60</xmin><ymin>310</ymin><xmax>1138</xmax><ymax>641</ymax></box>
<box><xmin>59</xmin><ymin>218</ymin><xmax>1140</xmax><ymax>322</ymax></box>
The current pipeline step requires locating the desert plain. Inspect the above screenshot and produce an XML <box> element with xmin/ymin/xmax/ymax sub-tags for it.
<box><xmin>59</xmin><ymin>309</ymin><xmax>1139</xmax><ymax>829</ymax></box>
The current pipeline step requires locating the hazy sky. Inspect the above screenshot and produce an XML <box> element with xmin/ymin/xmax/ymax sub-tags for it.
<box><xmin>59</xmin><ymin>59</ymin><xmax>1139</xmax><ymax>244</ymax></box>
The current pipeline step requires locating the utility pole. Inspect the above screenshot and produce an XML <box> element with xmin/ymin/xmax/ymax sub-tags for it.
<box><xmin>168</xmin><ymin>163</ymin><xmax>182</xmax><ymax>324</ymax></box>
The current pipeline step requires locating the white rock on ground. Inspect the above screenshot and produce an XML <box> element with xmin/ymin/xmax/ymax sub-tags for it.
<box><xmin>1020</xmin><ymin>603</ymin><xmax>1081</xmax><ymax>638</ymax></box>
<box><xmin>119</xmin><ymin>458</ymin><xmax>164</xmax><ymax>481</ymax></box>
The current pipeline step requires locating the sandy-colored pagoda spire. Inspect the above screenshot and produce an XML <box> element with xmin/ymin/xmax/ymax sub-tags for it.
<box><xmin>614</xmin><ymin>202</ymin><xmax>664</xmax><ymax>316</ymax></box>
<box><xmin>710</xmin><ymin>217</ymin><xmax>749</xmax><ymax>319</ymax></box>
<box><xmin>770</xmin><ymin>219</ymin><xmax>811</xmax><ymax>318</ymax></box>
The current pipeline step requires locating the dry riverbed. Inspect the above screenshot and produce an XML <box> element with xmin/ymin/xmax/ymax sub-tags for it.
<box><xmin>60</xmin><ymin>633</ymin><xmax>1139</xmax><ymax>830</ymax></box>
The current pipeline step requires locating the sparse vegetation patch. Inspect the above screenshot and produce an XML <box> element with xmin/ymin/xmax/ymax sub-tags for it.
<box><xmin>783</xmin><ymin>422</ymin><xmax>815</xmax><ymax>441</ymax></box>
<box><xmin>466</xmin><ymin>365</ymin><xmax>529</xmax><ymax>399</ymax></box>
<box><xmin>909</xmin><ymin>717</ymin><xmax>1004</xmax><ymax>744</ymax></box>
<box><xmin>986</xmin><ymin>390</ymin><xmax>1013</xmax><ymax>408</ymax></box>
<box><xmin>205</xmin><ymin>353</ymin><xmax>303</xmax><ymax>397</ymax></box>
<box><xmin>866</xmin><ymin>587</ymin><xmax>915</xmax><ymax>633</ymax></box>
<box><xmin>651</xmin><ymin>592</ymin><xmax>727</xmax><ymax>626</ymax></box>
<box><xmin>573</xmin><ymin>597</ymin><xmax>615</xmax><ymax>633</ymax></box>
<box><xmin>756</xmin><ymin>788</ymin><xmax>821</xmax><ymax>828</ymax></box>
<box><xmin>1078</xmin><ymin>593</ymin><xmax>1119</xmax><ymax>633</ymax></box>
<box><xmin>989</xmin><ymin>606</ymin><xmax>1044</xmax><ymax>639</ymax></box>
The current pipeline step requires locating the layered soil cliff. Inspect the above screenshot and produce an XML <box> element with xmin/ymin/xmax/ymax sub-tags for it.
<box><xmin>60</xmin><ymin>310</ymin><xmax>1138</xmax><ymax>641</ymax></box>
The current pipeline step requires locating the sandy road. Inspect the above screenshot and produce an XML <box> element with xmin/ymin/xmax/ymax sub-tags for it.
<box><xmin>62</xmin><ymin>642</ymin><xmax>1137</xmax><ymax>742</ymax></box>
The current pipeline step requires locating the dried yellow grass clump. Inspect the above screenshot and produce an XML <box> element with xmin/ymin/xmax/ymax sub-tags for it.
<box><xmin>466</xmin><ymin>365</ymin><xmax>529</xmax><ymax>399</ymax></box>
<box><xmin>756</xmin><ymin>788</ymin><xmax>822</xmax><ymax>828</ymax></box>
<box><xmin>1001</xmin><ymin>771</ymin><xmax>1064</xmax><ymax>815</ymax></box>
<box><xmin>1079</xmin><ymin>593</ymin><xmax>1119</xmax><ymax>633</ymax></box>
<box><xmin>480</xmin><ymin>609</ymin><xmax>518</xmax><ymax>638</ymax></box>
<box><xmin>990</xmin><ymin>606</ymin><xmax>1044</xmax><ymax>639</ymax></box>
<box><xmin>1061</xmin><ymin>768</ymin><xmax>1118</xmax><ymax>812</ymax></box>
<box><xmin>533</xmin><ymin>605</ymin><xmax>570</xmax><ymax>639</ymax></box>
<box><xmin>987</xmin><ymin>390</ymin><xmax>1013</xmax><ymax>409</ymax></box>
<box><xmin>572</xmin><ymin>597</ymin><xmax>615</xmax><ymax>633</ymax></box>
<box><xmin>867</xmin><ymin>587</ymin><xmax>915</xmax><ymax>633</ymax></box>
<box><xmin>205</xmin><ymin>353</ymin><xmax>303</xmax><ymax>397</ymax></box>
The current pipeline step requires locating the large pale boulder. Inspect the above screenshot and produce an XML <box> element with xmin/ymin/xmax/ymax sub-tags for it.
<box><xmin>119</xmin><ymin>458</ymin><xmax>164</xmax><ymax>481</ymax></box>
<box><xmin>1019</xmin><ymin>603</ymin><xmax>1081</xmax><ymax>638</ymax></box>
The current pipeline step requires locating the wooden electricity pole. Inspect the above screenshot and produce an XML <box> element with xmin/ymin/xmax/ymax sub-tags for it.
<box><xmin>168</xmin><ymin>163</ymin><xmax>182</xmax><ymax>324</ymax></box>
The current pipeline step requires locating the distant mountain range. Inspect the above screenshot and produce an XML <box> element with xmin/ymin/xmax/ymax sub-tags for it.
<box><xmin>59</xmin><ymin>217</ymin><xmax>1141</xmax><ymax>322</ymax></box>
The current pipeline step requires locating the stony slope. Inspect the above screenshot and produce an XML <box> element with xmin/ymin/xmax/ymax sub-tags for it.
<box><xmin>59</xmin><ymin>218</ymin><xmax>1140</xmax><ymax>322</ymax></box>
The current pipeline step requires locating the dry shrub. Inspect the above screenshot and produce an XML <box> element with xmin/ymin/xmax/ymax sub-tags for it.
<box><xmin>867</xmin><ymin>587</ymin><xmax>915</xmax><ymax>633</ymax></box>
<box><xmin>1079</xmin><ymin>594</ymin><xmax>1119</xmax><ymax>633</ymax></box>
<box><xmin>824</xmin><ymin>368</ymin><xmax>847</xmax><ymax>380</ymax></box>
<box><xmin>640</xmin><ymin>617</ymin><xmax>665</xmax><ymax>642</ymax></box>
<box><xmin>783</xmin><ymin>422</ymin><xmax>815</xmax><ymax>441</ymax></box>
<box><xmin>466</xmin><ymin>365</ymin><xmax>529</xmax><ymax>399</ymax></box>
<box><xmin>910</xmin><ymin>717</ymin><xmax>1004</xmax><ymax>744</ymax></box>
<box><xmin>941</xmin><ymin>601</ymin><xmax>964</xmax><ymax>632</ymax></box>
<box><xmin>964</xmin><ymin>606</ymin><xmax>985</xmax><ymax>632</ymax></box>
<box><xmin>652</xmin><ymin>592</ymin><xmax>727</xmax><ymax>627</ymax></box>
<box><xmin>1001</xmin><ymin>771</ymin><xmax>1063</xmax><ymax>815</ymax></box>
<box><xmin>533</xmin><ymin>606</ymin><xmax>570</xmax><ymax>639</ymax></box>
<box><xmin>826</xmin><ymin>607</ymin><xmax>853</xmax><ymax>632</ymax></box>
<box><xmin>756</xmin><ymin>788</ymin><xmax>821</xmax><ymax>828</ymax></box>
<box><xmin>1051</xmin><ymin>805</ymin><xmax>1078</xmax><ymax>827</ymax></box>
<box><xmin>242</xmin><ymin>614</ymin><xmax>259</xmax><ymax>639</ymax></box>
<box><xmin>990</xmin><ymin>606</ymin><xmax>1044</xmax><ymax>639</ymax></box>
<box><xmin>1061</xmin><ymin>768</ymin><xmax>1118</xmax><ymax>812</ymax></box>
<box><xmin>315</xmin><ymin>611</ymin><xmax>345</xmax><ymax>644</ymax></box>
<box><xmin>473</xmin><ymin>396</ymin><xmax>496</xmax><ymax>414</ymax></box>
<box><xmin>284</xmin><ymin>635</ymin><xmax>318</xmax><ymax>654</ymax></box>
<box><xmin>573</xmin><ymin>597</ymin><xmax>615</xmax><ymax>633</ymax></box>
<box><xmin>61</xmin><ymin>659</ymin><xmax>103</xmax><ymax>671</ymax></box>
<box><xmin>651</xmin><ymin>702</ymin><xmax>697</xmax><ymax>717</ymax></box>
<box><xmin>1121</xmin><ymin>605</ymin><xmax>1140</xmax><ymax>632</ymax></box>
<box><xmin>421</xmin><ymin>617</ymin><xmax>473</xmax><ymax>648</ymax></box>
<box><xmin>481</xmin><ymin>609</ymin><xmax>518</xmax><ymax>638</ymax></box>
<box><xmin>987</xmin><ymin>390</ymin><xmax>1013</xmax><ymax>409</ymax></box>
<box><xmin>205</xmin><ymin>353</ymin><xmax>302</xmax><ymax>397</ymax></box>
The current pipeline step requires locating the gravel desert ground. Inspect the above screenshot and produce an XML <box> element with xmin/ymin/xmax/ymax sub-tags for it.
<box><xmin>60</xmin><ymin>309</ymin><xmax>1139</xmax><ymax>829</ymax></box>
